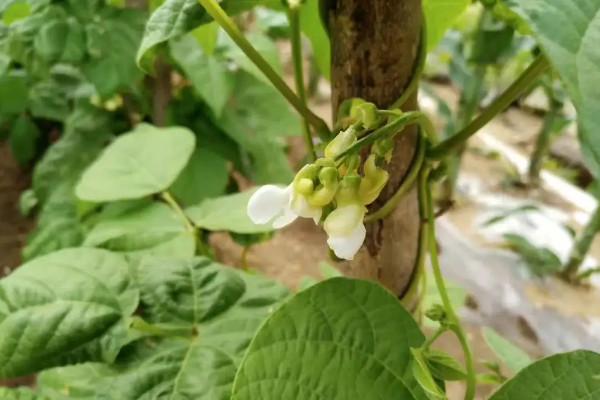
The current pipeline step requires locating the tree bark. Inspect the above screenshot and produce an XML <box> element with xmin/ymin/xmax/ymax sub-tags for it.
<box><xmin>328</xmin><ymin>0</ymin><xmax>422</xmax><ymax>295</ymax></box>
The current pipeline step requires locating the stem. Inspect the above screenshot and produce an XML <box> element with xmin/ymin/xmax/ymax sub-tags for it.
<box><xmin>365</xmin><ymin>134</ymin><xmax>425</xmax><ymax>222</ymax></box>
<box><xmin>528</xmin><ymin>95</ymin><xmax>561</xmax><ymax>185</ymax></box>
<box><xmin>334</xmin><ymin>111</ymin><xmax>422</xmax><ymax>162</ymax></box>
<box><xmin>161</xmin><ymin>191</ymin><xmax>195</xmax><ymax>233</ymax></box>
<box><xmin>562</xmin><ymin>204</ymin><xmax>600</xmax><ymax>280</ymax></box>
<box><xmin>288</xmin><ymin>8</ymin><xmax>316</xmax><ymax>162</ymax></box>
<box><xmin>391</xmin><ymin>19</ymin><xmax>427</xmax><ymax>110</ymax></box>
<box><xmin>422</xmin><ymin>325</ymin><xmax>447</xmax><ymax>350</ymax></box>
<box><xmin>130</xmin><ymin>316</ymin><xmax>195</xmax><ymax>338</ymax></box>
<box><xmin>428</xmin><ymin>55</ymin><xmax>549</xmax><ymax>159</ymax></box>
<box><xmin>196</xmin><ymin>0</ymin><xmax>330</xmax><ymax>137</ymax></box>
<box><xmin>421</xmin><ymin>169</ymin><xmax>476</xmax><ymax>400</ymax></box>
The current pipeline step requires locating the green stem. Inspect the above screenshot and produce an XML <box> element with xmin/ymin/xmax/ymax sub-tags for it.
<box><xmin>288</xmin><ymin>8</ymin><xmax>316</xmax><ymax>162</ymax></box>
<box><xmin>420</xmin><ymin>169</ymin><xmax>476</xmax><ymax>400</ymax></box>
<box><xmin>130</xmin><ymin>316</ymin><xmax>195</xmax><ymax>338</ymax></box>
<box><xmin>391</xmin><ymin>19</ymin><xmax>427</xmax><ymax>110</ymax></box>
<box><xmin>562</xmin><ymin>204</ymin><xmax>600</xmax><ymax>281</ymax></box>
<box><xmin>428</xmin><ymin>55</ymin><xmax>549</xmax><ymax>159</ymax></box>
<box><xmin>528</xmin><ymin>93</ymin><xmax>561</xmax><ymax>185</ymax></box>
<box><xmin>161</xmin><ymin>191</ymin><xmax>195</xmax><ymax>233</ymax></box>
<box><xmin>422</xmin><ymin>325</ymin><xmax>447</xmax><ymax>350</ymax></box>
<box><xmin>196</xmin><ymin>0</ymin><xmax>330</xmax><ymax>137</ymax></box>
<box><xmin>334</xmin><ymin>111</ymin><xmax>422</xmax><ymax>162</ymax></box>
<box><xmin>365</xmin><ymin>134</ymin><xmax>425</xmax><ymax>222</ymax></box>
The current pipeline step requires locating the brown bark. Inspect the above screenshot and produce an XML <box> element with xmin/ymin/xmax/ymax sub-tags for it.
<box><xmin>328</xmin><ymin>0</ymin><xmax>422</xmax><ymax>295</ymax></box>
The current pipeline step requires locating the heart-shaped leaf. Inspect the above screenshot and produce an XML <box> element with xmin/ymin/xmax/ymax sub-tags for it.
<box><xmin>489</xmin><ymin>350</ymin><xmax>600</xmax><ymax>400</ymax></box>
<box><xmin>76</xmin><ymin>124</ymin><xmax>195</xmax><ymax>202</ymax></box>
<box><xmin>232</xmin><ymin>278</ymin><xmax>428</xmax><ymax>399</ymax></box>
<box><xmin>0</xmin><ymin>248</ymin><xmax>138</xmax><ymax>377</ymax></box>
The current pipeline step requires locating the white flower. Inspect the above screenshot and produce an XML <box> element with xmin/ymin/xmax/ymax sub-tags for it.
<box><xmin>323</xmin><ymin>204</ymin><xmax>366</xmax><ymax>260</ymax></box>
<box><xmin>247</xmin><ymin>185</ymin><xmax>321</xmax><ymax>229</ymax></box>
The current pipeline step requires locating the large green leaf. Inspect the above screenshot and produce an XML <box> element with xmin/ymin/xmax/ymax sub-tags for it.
<box><xmin>221</xmin><ymin>32</ymin><xmax>283</xmax><ymax>84</ymax></box>
<box><xmin>185</xmin><ymin>190</ymin><xmax>273</xmax><ymax>234</ymax></box>
<box><xmin>482</xmin><ymin>328</ymin><xmax>533</xmax><ymax>374</ymax></box>
<box><xmin>300</xmin><ymin>0</ymin><xmax>330</xmax><ymax>80</ymax></box>
<box><xmin>424</xmin><ymin>0</ymin><xmax>470</xmax><ymax>49</ymax></box>
<box><xmin>505</xmin><ymin>0</ymin><xmax>600</xmax><ymax>177</ymax></box>
<box><xmin>170</xmin><ymin>33</ymin><xmax>234</xmax><ymax>117</ymax></box>
<box><xmin>0</xmin><ymin>388</ymin><xmax>46</xmax><ymax>400</ymax></box>
<box><xmin>489</xmin><ymin>350</ymin><xmax>600</xmax><ymax>400</ymax></box>
<box><xmin>170</xmin><ymin>146</ymin><xmax>229</xmax><ymax>206</ymax></box>
<box><xmin>232</xmin><ymin>278</ymin><xmax>428</xmax><ymax>400</ymax></box>
<box><xmin>95</xmin><ymin>257</ymin><xmax>289</xmax><ymax>399</ymax></box>
<box><xmin>83</xmin><ymin>7</ymin><xmax>146</xmax><ymax>97</ymax></box>
<box><xmin>0</xmin><ymin>248</ymin><xmax>138</xmax><ymax>377</ymax></box>
<box><xmin>137</xmin><ymin>0</ymin><xmax>279</xmax><ymax>72</ymax></box>
<box><xmin>0</xmin><ymin>70</ymin><xmax>29</xmax><ymax>114</ymax></box>
<box><xmin>217</xmin><ymin>72</ymin><xmax>297</xmax><ymax>184</ymax></box>
<box><xmin>37</xmin><ymin>363</ymin><xmax>117</xmax><ymax>400</ymax></box>
<box><xmin>84</xmin><ymin>202</ymin><xmax>195</xmax><ymax>259</ymax></box>
<box><xmin>76</xmin><ymin>124</ymin><xmax>196</xmax><ymax>202</ymax></box>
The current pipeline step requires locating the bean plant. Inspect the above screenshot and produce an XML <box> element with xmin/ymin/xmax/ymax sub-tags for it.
<box><xmin>1</xmin><ymin>0</ymin><xmax>600</xmax><ymax>399</ymax></box>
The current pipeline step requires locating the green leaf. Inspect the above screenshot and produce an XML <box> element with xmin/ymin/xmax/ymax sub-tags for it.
<box><xmin>38</xmin><ymin>363</ymin><xmax>117</xmax><ymax>400</ymax></box>
<box><xmin>0</xmin><ymin>387</ymin><xmax>45</xmax><ymax>400</ymax></box>
<box><xmin>83</xmin><ymin>8</ymin><xmax>146</xmax><ymax>97</ymax></box>
<box><xmin>423</xmin><ymin>0</ymin><xmax>470</xmax><ymax>49</ymax></box>
<box><xmin>503</xmin><ymin>233</ymin><xmax>562</xmax><ymax>277</ymax></box>
<box><xmin>19</xmin><ymin>188</ymin><xmax>38</xmax><ymax>216</ymax></box>
<box><xmin>76</xmin><ymin>124</ymin><xmax>196</xmax><ymax>202</ymax></box>
<box><xmin>482</xmin><ymin>328</ymin><xmax>533</xmax><ymax>374</ymax></box>
<box><xmin>411</xmin><ymin>348</ymin><xmax>446</xmax><ymax>400</ymax></box>
<box><xmin>232</xmin><ymin>278</ymin><xmax>428</xmax><ymax>399</ymax></box>
<box><xmin>0</xmin><ymin>248</ymin><xmax>138</xmax><ymax>377</ymax></box>
<box><xmin>2</xmin><ymin>1</ymin><xmax>30</xmax><ymax>25</ymax></box>
<box><xmin>504</xmin><ymin>0</ymin><xmax>600</xmax><ymax>178</ymax></box>
<box><xmin>221</xmin><ymin>32</ymin><xmax>283</xmax><ymax>84</ymax></box>
<box><xmin>137</xmin><ymin>0</ymin><xmax>278</xmax><ymax>72</ymax></box>
<box><xmin>170</xmin><ymin>34</ymin><xmax>234</xmax><ymax>117</ymax></box>
<box><xmin>425</xmin><ymin>349</ymin><xmax>467</xmax><ymax>381</ymax></box>
<box><xmin>185</xmin><ymin>190</ymin><xmax>273</xmax><ymax>234</ymax></box>
<box><xmin>9</xmin><ymin>113</ymin><xmax>39</xmax><ymax>164</ymax></box>
<box><xmin>191</xmin><ymin>21</ymin><xmax>218</xmax><ymax>55</ymax></box>
<box><xmin>97</xmin><ymin>257</ymin><xmax>289</xmax><ymax>400</ymax></box>
<box><xmin>170</xmin><ymin>146</ymin><xmax>229</xmax><ymax>206</ymax></box>
<box><xmin>218</xmin><ymin>72</ymin><xmax>297</xmax><ymax>184</ymax></box>
<box><xmin>422</xmin><ymin>277</ymin><xmax>467</xmax><ymax>328</ymax></box>
<box><xmin>0</xmin><ymin>70</ymin><xmax>29</xmax><ymax>114</ymax></box>
<box><xmin>299</xmin><ymin>0</ymin><xmax>330</xmax><ymax>80</ymax></box>
<box><xmin>84</xmin><ymin>202</ymin><xmax>194</xmax><ymax>259</ymax></box>
<box><xmin>489</xmin><ymin>350</ymin><xmax>600</xmax><ymax>400</ymax></box>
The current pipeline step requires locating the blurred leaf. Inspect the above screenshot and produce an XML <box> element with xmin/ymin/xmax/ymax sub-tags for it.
<box><xmin>469</xmin><ymin>12</ymin><xmax>515</xmax><ymax>65</ymax></box>
<box><xmin>319</xmin><ymin>261</ymin><xmax>343</xmax><ymax>279</ymax></box>
<box><xmin>76</xmin><ymin>124</ymin><xmax>196</xmax><ymax>202</ymax></box>
<box><xmin>488</xmin><ymin>350</ymin><xmax>600</xmax><ymax>400</ymax></box>
<box><xmin>503</xmin><ymin>233</ymin><xmax>562</xmax><ymax>277</ymax></box>
<box><xmin>191</xmin><ymin>21</ymin><xmax>218</xmax><ymax>55</ymax></box>
<box><xmin>0</xmin><ymin>388</ymin><xmax>45</xmax><ymax>400</ymax></box>
<box><xmin>19</xmin><ymin>188</ymin><xmax>38</xmax><ymax>216</ymax></box>
<box><xmin>170</xmin><ymin>34</ymin><xmax>234</xmax><ymax>117</ymax></box>
<box><xmin>221</xmin><ymin>32</ymin><xmax>282</xmax><ymax>84</ymax></box>
<box><xmin>38</xmin><ymin>363</ymin><xmax>117</xmax><ymax>400</ymax></box>
<box><xmin>170</xmin><ymin>146</ymin><xmax>229</xmax><ymax>206</ymax></box>
<box><xmin>299</xmin><ymin>0</ymin><xmax>330</xmax><ymax>80</ymax></box>
<box><xmin>137</xmin><ymin>0</ymin><xmax>279</xmax><ymax>72</ymax></box>
<box><xmin>504</xmin><ymin>0</ymin><xmax>600</xmax><ymax>179</ymax></box>
<box><xmin>0</xmin><ymin>70</ymin><xmax>29</xmax><ymax>114</ymax></box>
<box><xmin>482</xmin><ymin>328</ymin><xmax>533</xmax><ymax>374</ymax></box>
<box><xmin>424</xmin><ymin>0</ymin><xmax>470</xmax><ymax>50</ymax></box>
<box><xmin>186</xmin><ymin>190</ymin><xmax>273</xmax><ymax>234</ymax></box>
<box><xmin>218</xmin><ymin>72</ymin><xmax>297</xmax><ymax>184</ymax></box>
<box><xmin>255</xmin><ymin>7</ymin><xmax>289</xmax><ymax>39</ymax></box>
<box><xmin>425</xmin><ymin>349</ymin><xmax>467</xmax><ymax>381</ymax></box>
<box><xmin>297</xmin><ymin>276</ymin><xmax>319</xmax><ymax>291</ymax></box>
<box><xmin>232</xmin><ymin>278</ymin><xmax>427</xmax><ymax>399</ymax></box>
<box><xmin>83</xmin><ymin>8</ymin><xmax>146</xmax><ymax>97</ymax></box>
<box><xmin>483</xmin><ymin>204</ymin><xmax>539</xmax><ymax>226</ymax></box>
<box><xmin>2</xmin><ymin>1</ymin><xmax>30</xmax><ymax>25</ymax></box>
<box><xmin>9</xmin><ymin>113</ymin><xmax>39</xmax><ymax>164</ymax></box>
<box><xmin>84</xmin><ymin>202</ymin><xmax>194</xmax><ymax>259</ymax></box>
<box><xmin>0</xmin><ymin>248</ymin><xmax>138</xmax><ymax>377</ymax></box>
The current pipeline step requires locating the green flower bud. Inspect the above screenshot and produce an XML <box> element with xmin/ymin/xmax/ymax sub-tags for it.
<box><xmin>324</xmin><ymin>127</ymin><xmax>357</xmax><ymax>159</ymax></box>
<box><xmin>425</xmin><ymin>304</ymin><xmax>447</xmax><ymax>322</ymax></box>
<box><xmin>360</xmin><ymin>155</ymin><xmax>389</xmax><ymax>205</ymax></box>
<box><xmin>351</xmin><ymin>102</ymin><xmax>379</xmax><ymax>129</ymax></box>
<box><xmin>309</xmin><ymin>167</ymin><xmax>340</xmax><ymax>207</ymax></box>
<box><xmin>315</xmin><ymin>158</ymin><xmax>335</xmax><ymax>168</ymax></box>
<box><xmin>318</xmin><ymin>167</ymin><xmax>339</xmax><ymax>188</ymax></box>
<box><xmin>372</xmin><ymin>136</ymin><xmax>394</xmax><ymax>162</ymax></box>
<box><xmin>335</xmin><ymin>173</ymin><xmax>362</xmax><ymax>206</ymax></box>
<box><xmin>294</xmin><ymin>178</ymin><xmax>314</xmax><ymax>196</ymax></box>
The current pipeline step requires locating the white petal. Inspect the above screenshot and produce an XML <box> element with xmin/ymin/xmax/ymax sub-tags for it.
<box><xmin>327</xmin><ymin>223</ymin><xmax>366</xmax><ymax>260</ymax></box>
<box><xmin>323</xmin><ymin>205</ymin><xmax>364</xmax><ymax>237</ymax></box>
<box><xmin>272</xmin><ymin>207</ymin><xmax>298</xmax><ymax>228</ymax></box>
<box><xmin>291</xmin><ymin>194</ymin><xmax>322</xmax><ymax>221</ymax></box>
<box><xmin>247</xmin><ymin>185</ymin><xmax>291</xmax><ymax>225</ymax></box>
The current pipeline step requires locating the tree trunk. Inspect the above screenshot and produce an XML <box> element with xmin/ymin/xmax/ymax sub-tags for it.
<box><xmin>328</xmin><ymin>0</ymin><xmax>422</xmax><ymax>295</ymax></box>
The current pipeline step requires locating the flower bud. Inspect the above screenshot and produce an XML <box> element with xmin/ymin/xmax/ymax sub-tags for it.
<box><xmin>294</xmin><ymin>178</ymin><xmax>314</xmax><ymax>196</ymax></box>
<box><xmin>425</xmin><ymin>304</ymin><xmax>447</xmax><ymax>322</ymax></box>
<box><xmin>359</xmin><ymin>155</ymin><xmax>389</xmax><ymax>205</ymax></box>
<box><xmin>324</xmin><ymin>127</ymin><xmax>357</xmax><ymax>159</ymax></box>
<box><xmin>309</xmin><ymin>167</ymin><xmax>339</xmax><ymax>207</ymax></box>
<box><xmin>372</xmin><ymin>136</ymin><xmax>394</xmax><ymax>162</ymax></box>
<box><xmin>335</xmin><ymin>173</ymin><xmax>362</xmax><ymax>206</ymax></box>
<box><xmin>351</xmin><ymin>102</ymin><xmax>379</xmax><ymax>129</ymax></box>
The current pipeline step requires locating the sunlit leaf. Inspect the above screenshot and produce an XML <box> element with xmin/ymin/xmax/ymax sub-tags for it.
<box><xmin>424</xmin><ymin>0</ymin><xmax>470</xmax><ymax>49</ymax></box>
<box><xmin>482</xmin><ymin>328</ymin><xmax>533</xmax><ymax>374</ymax></box>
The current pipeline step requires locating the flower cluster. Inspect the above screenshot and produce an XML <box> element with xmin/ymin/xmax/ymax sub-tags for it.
<box><xmin>247</xmin><ymin>122</ymin><xmax>391</xmax><ymax>260</ymax></box>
